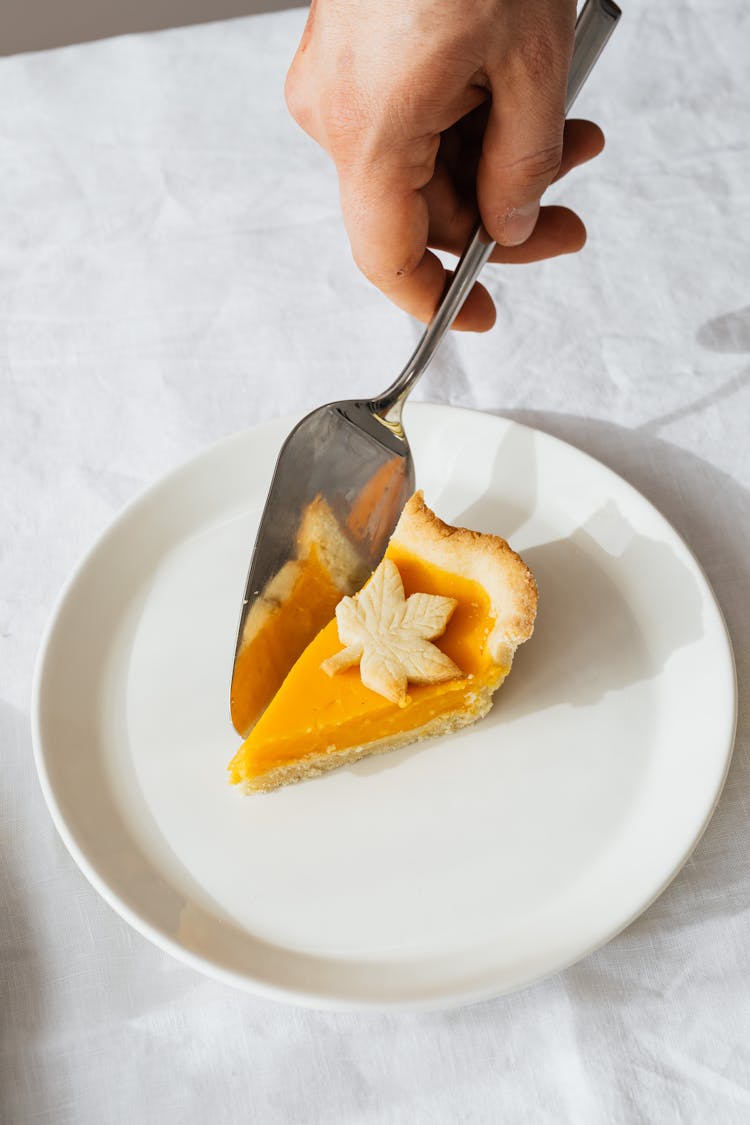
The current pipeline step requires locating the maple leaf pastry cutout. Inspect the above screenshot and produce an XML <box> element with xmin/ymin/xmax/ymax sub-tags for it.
<box><xmin>320</xmin><ymin>558</ymin><xmax>463</xmax><ymax>706</ymax></box>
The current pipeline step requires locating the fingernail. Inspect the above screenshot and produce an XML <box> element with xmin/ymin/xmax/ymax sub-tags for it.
<box><xmin>500</xmin><ymin>201</ymin><xmax>540</xmax><ymax>246</ymax></box>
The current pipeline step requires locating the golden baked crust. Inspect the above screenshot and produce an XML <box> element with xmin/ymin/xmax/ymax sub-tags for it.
<box><xmin>391</xmin><ymin>492</ymin><xmax>538</xmax><ymax>664</ymax></box>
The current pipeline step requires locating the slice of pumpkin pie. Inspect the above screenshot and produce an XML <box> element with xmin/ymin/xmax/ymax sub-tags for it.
<box><xmin>228</xmin><ymin>492</ymin><xmax>537</xmax><ymax>792</ymax></box>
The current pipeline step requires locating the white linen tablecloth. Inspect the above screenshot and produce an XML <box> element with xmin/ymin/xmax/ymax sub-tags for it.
<box><xmin>2</xmin><ymin>5</ymin><xmax>749</xmax><ymax>1122</ymax></box>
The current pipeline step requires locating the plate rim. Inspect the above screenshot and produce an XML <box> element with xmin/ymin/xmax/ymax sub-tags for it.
<box><xmin>30</xmin><ymin>403</ymin><xmax>738</xmax><ymax>1011</ymax></box>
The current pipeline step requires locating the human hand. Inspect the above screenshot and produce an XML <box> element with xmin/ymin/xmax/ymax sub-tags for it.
<box><xmin>285</xmin><ymin>0</ymin><xmax>605</xmax><ymax>331</ymax></box>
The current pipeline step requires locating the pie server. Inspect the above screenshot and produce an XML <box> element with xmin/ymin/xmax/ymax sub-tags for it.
<box><xmin>230</xmin><ymin>0</ymin><xmax>621</xmax><ymax>734</ymax></box>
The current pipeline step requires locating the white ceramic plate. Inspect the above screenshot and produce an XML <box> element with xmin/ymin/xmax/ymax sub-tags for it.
<box><xmin>32</xmin><ymin>405</ymin><xmax>736</xmax><ymax>1010</ymax></box>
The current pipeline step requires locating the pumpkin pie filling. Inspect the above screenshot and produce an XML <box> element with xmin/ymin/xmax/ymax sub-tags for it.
<box><xmin>228</xmin><ymin>547</ymin><xmax>506</xmax><ymax>782</ymax></box>
<box><xmin>228</xmin><ymin>493</ymin><xmax>537</xmax><ymax>791</ymax></box>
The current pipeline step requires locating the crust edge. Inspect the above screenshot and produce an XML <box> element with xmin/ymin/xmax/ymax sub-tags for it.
<box><xmin>391</xmin><ymin>491</ymin><xmax>538</xmax><ymax>663</ymax></box>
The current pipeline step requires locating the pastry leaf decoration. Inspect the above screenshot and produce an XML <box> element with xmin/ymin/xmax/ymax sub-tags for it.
<box><xmin>321</xmin><ymin>558</ymin><xmax>462</xmax><ymax>706</ymax></box>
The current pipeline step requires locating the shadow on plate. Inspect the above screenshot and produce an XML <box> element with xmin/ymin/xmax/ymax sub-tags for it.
<box><xmin>493</xmin><ymin>411</ymin><xmax>747</xmax><ymax>925</ymax></box>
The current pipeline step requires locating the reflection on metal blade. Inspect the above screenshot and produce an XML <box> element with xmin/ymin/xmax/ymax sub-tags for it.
<box><xmin>230</xmin><ymin>400</ymin><xmax>414</xmax><ymax>736</ymax></box>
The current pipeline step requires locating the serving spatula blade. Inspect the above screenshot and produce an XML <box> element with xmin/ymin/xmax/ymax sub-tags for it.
<box><xmin>230</xmin><ymin>401</ymin><xmax>413</xmax><ymax>733</ymax></box>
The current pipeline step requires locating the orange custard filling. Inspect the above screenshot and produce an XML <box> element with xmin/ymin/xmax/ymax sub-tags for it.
<box><xmin>230</xmin><ymin>545</ymin><xmax>343</xmax><ymax>737</ymax></box>
<box><xmin>228</xmin><ymin>546</ymin><xmax>506</xmax><ymax>784</ymax></box>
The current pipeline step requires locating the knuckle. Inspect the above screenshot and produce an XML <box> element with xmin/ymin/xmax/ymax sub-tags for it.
<box><xmin>514</xmin><ymin>5</ymin><xmax>574</xmax><ymax>85</ymax></box>
<box><xmin>512</xmin><ymin>143</ymin><xmax>563</xmax><ymax>188</ymax></box>
<box><xmin>284</xmin><ymin>62</ymin><xmax>311</xmax><ymax>130</ymax></box>
<box><xmin>517</xmin><ymin>30</ymin><xmax>558</xmax><ymax>85</ymax></box>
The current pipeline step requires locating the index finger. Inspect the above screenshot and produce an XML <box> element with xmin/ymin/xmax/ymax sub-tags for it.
<box><xmin>337</xmin><ymin>153</ymin><xmax>496</xmax><ymax>332</ymax></box>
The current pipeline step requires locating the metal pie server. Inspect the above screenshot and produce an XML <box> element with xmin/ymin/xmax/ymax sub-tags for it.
<box><xmin>230</xmin><ymin>0</ymin><xmax>621</xmax><ymax>734</ymax></box>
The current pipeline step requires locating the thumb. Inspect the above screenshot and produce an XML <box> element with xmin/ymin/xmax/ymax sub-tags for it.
<box><xmin>477</xmin><ymin>38</ymin><xmax>571</xmax><ymax>247</ymax></box>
